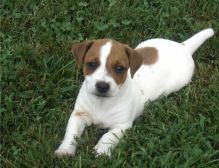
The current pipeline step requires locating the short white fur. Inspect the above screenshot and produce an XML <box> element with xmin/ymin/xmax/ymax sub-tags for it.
<box><xmin>55</xmin><ymin>28</ymin><xmax>214</xmax><ymax>157</ymax></box>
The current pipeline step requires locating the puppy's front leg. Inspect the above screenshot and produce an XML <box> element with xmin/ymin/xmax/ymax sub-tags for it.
<box><xmin>55</xmin><ymin>112</ymin><xmax>91</xmax><ymax>157</ymax></box>
<box><xmin>94</xmin><ymin>125</ymin><xmax>131</xmax><ymax>157</ymax></box>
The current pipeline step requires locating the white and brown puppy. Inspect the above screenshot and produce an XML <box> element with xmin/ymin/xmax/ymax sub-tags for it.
<box><xmin>55</xmin><ymin>28</ymin><xmax>214</xmax><ymax>157</ymax></box>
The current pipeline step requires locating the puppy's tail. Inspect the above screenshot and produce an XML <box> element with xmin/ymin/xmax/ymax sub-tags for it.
<box><xmin>182</xmin><ymin>28</ymin><xmax>214</xmax><ymax>55</ymax></box>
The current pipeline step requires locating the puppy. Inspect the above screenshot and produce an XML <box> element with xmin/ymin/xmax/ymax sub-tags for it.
<box><xmin>55</xmin><ymin>28</ymin><xmax>214</xmax><ymax>157</ymax></box>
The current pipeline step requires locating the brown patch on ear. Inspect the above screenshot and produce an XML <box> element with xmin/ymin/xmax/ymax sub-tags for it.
<box><xmin>71</xmin><ymin>40</ymin><xmax>93</xmax><ymax>69</ymax></box>
<box><xmin>124</xmin><ymin>46</ymin><xmax>143</xmax><ymax>78</ymax></box>
<box><xmin>135</xmin><ymin>47</ymin><xmax>158</xmax><ymax>65</ymax></box>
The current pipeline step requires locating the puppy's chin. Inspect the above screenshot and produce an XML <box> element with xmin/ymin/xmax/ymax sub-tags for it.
<box><xmin>88</xmin><ymin>89</ymin><xmax>118</xmax><ymax>98</ymax></box>
<box><xmin>90</xmin><ymin>90</ymin><xmax>118</xmax><ymax>98</ymax></box>
<box><xmin>93</xmin><ymin>92</ymin><xmax>111</xmax><ymax>98</ymax></box>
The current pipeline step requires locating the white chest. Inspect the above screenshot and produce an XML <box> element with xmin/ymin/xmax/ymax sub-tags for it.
<box><xmin>74</xmin><ymin>82</ymin><xmax>142</xmax><ymax>128</ymax></box>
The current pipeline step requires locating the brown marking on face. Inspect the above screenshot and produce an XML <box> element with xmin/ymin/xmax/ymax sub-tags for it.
<box><xmin>135</xmin><ymin>47</ymin><xmax>158</xmax><ymax>65</ymax></box>
<box><xmin>72</xmin><ymin>39</ymin><xmax>110</xmax><ymax>76</ymax></box>
<box><xmin>106</xmin><ymin>40</ymin><xmax>129</xmax><ymax>85</ymax></box>
<box><xmin>74</xmin><ymin>112</ymin><xmax>89</xmax><ymax>116</ymax></box>
<box><xmin>106</xmin><ymin>40</ymin><xmax>143</xmax><ymax>85</ymax></box>
<box><xmin>72</xmin><ymin>39</ymin><xmax>143</xmax><ymax>84</ymax></box>
<box><xmin>83</xmin><ymin>39</ymin><xmax>109</xmax><ymax>76</ymax></box>
<box><xmin>83</xmin><ymin>55</ymin><xmax>100</xmax><ymax>76</ymax></box>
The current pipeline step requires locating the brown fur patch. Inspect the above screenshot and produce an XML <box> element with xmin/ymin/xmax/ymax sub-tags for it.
<box><xmin>72</xmin><ymin>40</ymin><xmax>93</xmax><ymax>69</ymax></box>
<box><xmin>72</xmin><ymin>39</ymin><xmax>143</xmax><ymax>84</ymax></box>
<box><xmin>106</xmin><ymin>40</ymin><xmax>129</xmax><ymax>85</ymax></box>
<box><xmin>125</xmin><ymin>45</ymin><xmax>143</xmax><ymax>78</ymax></box>
<box><xmin>135</xmin><ymin>47</ymin><xmax>158</xmax><ymax>65</ymax></box>
<box><xmin>74</xmin><ymin>112</ymin><xmax>89</xmax><ymax>116</ymax></box>
<box><xmin>83</xmin><ymin>39</ymin><xmax>109</xmax><ymax>76</ymax></box>
<box><xmin>106</xmin><ymin>40</ymin><xmax>143</xmax><ymax>84</ymax></box>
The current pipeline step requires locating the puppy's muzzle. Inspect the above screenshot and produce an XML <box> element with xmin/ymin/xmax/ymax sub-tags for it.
<box><xmin>96</xmin><ymin>81</ymin><xmax>110</xmax><ymax>95</ymax></box>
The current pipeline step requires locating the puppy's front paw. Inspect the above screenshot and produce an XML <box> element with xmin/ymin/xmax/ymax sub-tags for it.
<box><xmin>54</xmin><ymin>144</ymin><xmax>76</xmax><ymax>158</ymax></box>
<box><xmin>94</xmin><ymin>143</ymin><xmax>112</xmax><ymax>157</ymax></box>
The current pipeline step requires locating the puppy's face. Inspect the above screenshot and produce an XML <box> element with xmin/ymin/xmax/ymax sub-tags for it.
<box><xmin>72</xmin><ymin>39</ymin><xmax>143</xmax><ymax>97</ymax></box>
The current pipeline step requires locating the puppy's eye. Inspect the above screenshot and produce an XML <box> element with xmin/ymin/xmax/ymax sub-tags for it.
<box><xmin>114</xmin><ymin>65</ymin><xmax>125</xmax><ymax>74</ymax></box>
<box><xmin>86</xmin><ymin>61</ymin><xmax>97</xmax><ymax>69</ymax></box>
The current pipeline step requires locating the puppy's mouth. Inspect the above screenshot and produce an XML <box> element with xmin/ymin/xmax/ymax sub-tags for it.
<box><xmin>93</xmin><ymin>92</ymin><xmax>111</xmax><ymax>98</ymax></box>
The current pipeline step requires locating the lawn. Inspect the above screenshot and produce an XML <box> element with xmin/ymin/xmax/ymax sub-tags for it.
<box><xmin>1</xmin><ymin>0</ymin><xmax>219</xmax><ymax>167</ymax></box>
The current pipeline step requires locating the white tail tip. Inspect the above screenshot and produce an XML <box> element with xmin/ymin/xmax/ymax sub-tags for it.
<box><xmin>203</xmin><ymin>28</ymin><xmax>214</xmax><ymax>37</ymax></box>
<box><xmin>182</xmin><ymin>28</ymin><xmax>214</xmax><ymax>54</ymax></box>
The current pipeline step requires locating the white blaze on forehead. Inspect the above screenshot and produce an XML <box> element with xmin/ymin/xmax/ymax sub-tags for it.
<box><xmin>99</xmin><ymin>41</ymin><xmax>112</xmax><ymax>68</ymax></box>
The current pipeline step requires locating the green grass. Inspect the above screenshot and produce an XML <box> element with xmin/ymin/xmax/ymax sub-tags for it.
<box><xmin>1</xmin><ymin>0</ymin><xmax>219</xmax><ymax>167</ymax></box>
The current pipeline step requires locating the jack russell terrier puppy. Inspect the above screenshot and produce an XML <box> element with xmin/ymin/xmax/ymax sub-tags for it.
<box><xmin>55</xmin><ymin>28</ymin><xmax>214</xmax><ymax>157</ymax></box>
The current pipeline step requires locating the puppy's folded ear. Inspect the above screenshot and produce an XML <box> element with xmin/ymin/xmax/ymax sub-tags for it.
<box><xmin>71</xmin><ymin>40</ymin><xmax>93</xmax><ymax>69</ymax></box>
<box><xmin>124</xmin><ymin>45</ymin><xmax>143</xmax><ymax>78</ymax></box>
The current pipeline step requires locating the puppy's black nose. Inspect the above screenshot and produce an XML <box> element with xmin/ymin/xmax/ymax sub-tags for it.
<box><xmin>96</xmin><ymin>81</ymin><xmax>110</xmax><ymax>94</ymax></box>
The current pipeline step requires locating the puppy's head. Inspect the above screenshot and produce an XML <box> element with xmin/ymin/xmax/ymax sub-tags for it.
<box><xmin>72</xmin><ymin>39</ymin><xmax>143</xmax><ymax>97</ymax></box>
